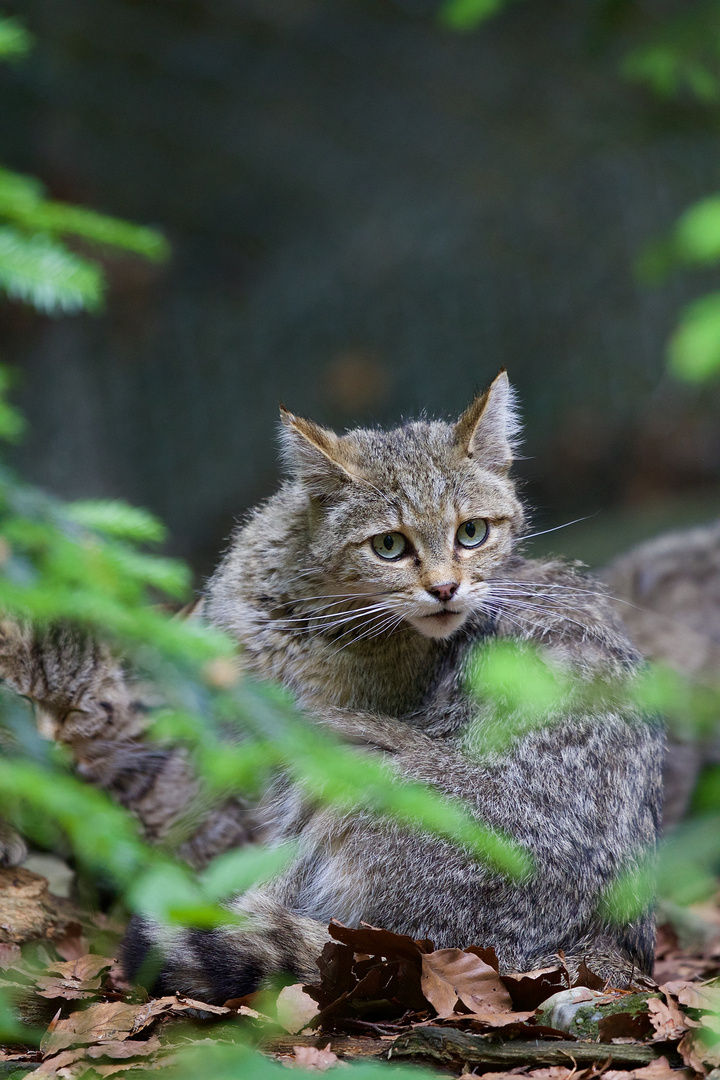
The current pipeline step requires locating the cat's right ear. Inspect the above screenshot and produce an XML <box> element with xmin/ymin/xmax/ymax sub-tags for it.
<box><xmin>279</xmin><ymin>406</ymin><xmax>360</xmax><ymax>498</ymax></box>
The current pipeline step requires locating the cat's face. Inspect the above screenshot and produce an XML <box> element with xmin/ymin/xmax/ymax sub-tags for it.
<box><xmin>281</xmin><ymin>372</ymin><xmax>525</xmax><ymax>641</ymax></box>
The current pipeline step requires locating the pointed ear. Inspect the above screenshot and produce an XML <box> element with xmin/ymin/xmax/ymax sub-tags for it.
<box><xmin>279</xmin><ymin>406</ymin><xmax>360</xmax><ymax>497</ymax></box>
<box><xmin>455</xmin><ymin>371</ymin><xmax>521</xmax><ymax>472</ymax></box>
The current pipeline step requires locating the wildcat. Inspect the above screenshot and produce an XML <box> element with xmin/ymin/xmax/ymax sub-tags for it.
<box><xmin>0</xmin><ymin>372</ymin><xmax>663</xmax><ymax>1001</ymax></box>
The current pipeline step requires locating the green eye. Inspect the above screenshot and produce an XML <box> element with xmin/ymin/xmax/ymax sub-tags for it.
<box><xmin>371</xmin><ymin>532</ymin><xmax>408</xmax><ymax>560</ymax></box>
<box><xmin>456</xmin><ymin>519</ymin><xmax>488</xmax><ymax>549</ymax></box>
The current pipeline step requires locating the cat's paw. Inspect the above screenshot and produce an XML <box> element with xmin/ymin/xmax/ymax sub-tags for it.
<box><xmin>0</xmin><ymin>820</ymin><xmax>27</xmax><ymax>868</ymax></box>
<box><xmin>320</xmin><ymin>708</ymin><xmax>421</xmax><ymax>754</ymax></box>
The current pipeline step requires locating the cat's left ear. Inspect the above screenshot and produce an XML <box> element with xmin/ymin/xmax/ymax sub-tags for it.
<box><xmin>455</xmin><ymin>370</ymin><xmax>521</xmax><ymax>472</ymax></box>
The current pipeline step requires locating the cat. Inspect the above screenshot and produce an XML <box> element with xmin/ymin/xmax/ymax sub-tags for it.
<box><xmin>0</xmin><ymin>372</ymin><xmax>663</xmax><ymax>1002</ymax></box>
<box><xmin>603</xmin><ymin>520</ymin><xmax>720</xmax><ymax>829</ymax></box>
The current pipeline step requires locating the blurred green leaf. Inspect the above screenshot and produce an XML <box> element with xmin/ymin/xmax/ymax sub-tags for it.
<box><xmin>200</xmin><ymin>844</ymin><xmax>297</xmax><ymax>902</ymax></box>
<box><xmin>658</xmin><ymin>815</ymin><xmax>720</xmax><ymax>906</ymax></box>
<box><xmin>676</xmin><ymin>196</ymin><xmax>720</xmax><ymax>264</ymax></box>
<box><xmin>668</xmin><ymin>291</ymin><xmax>720</xmax><ymax>382</ymax></box>
<box><xmin>0</xmin><ymin>227</ymin><xmax>104</xmax><ymax>313</ymax></box>
<box><xmin>137</xmin><ymin>1038</ymin><xmax>440</xmax><ymax>1080</ymax></box>
<box><xmin>438</xmin><ymin>0</ymin><xmax>510</xmax><ymax>30</ymax></box>
<box><xmin>624</xmin><ymin>45</ymin><xmax>720</xmax><ymax>102</ymax></box>
<box><xmin>128</xmin><ymin>863</ymin><xmax>208</xmax><ymax>924</ymax></box>
<box><xmin>0</xmin><ymin>14</ymin><xmax>33</xmax><ymax>60</ymax></box>
<box><xmin>691</xmin><ymin>764</ymin><xmax>720</xmax><ymax>816</ymax></box>
<box><xmin>100</xmin><ymin>544</ymin><xmax>191</xmax><ymax>600</ymax></box>
<box><xmin>0</xmin><ymin>167</ymin><xmax>44</xmax><ymax>212</ymax></box>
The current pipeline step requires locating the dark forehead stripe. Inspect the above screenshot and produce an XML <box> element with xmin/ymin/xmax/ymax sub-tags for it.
<box><xmin>347</xmin><ymin>421</ymin><xmax>464</xmax><ymax>509</ymax></box>
<box><xmin>343</xmin><ymin>420</ymin><xmax>512</xmax><ymax>525</ymax></box>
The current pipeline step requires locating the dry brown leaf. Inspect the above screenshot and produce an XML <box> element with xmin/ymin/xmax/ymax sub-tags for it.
<box><xmin>162</xmin><ymin>994</ymin><xmax>231</xmax><ymax>1017</ymax></box>
<box><xmin>457</xmin><ymin>1071</ymin><xmax>573</xmax><ymax>1080</ymax></box>
<box><xmin>329</xmin><ymin>921</ymin><xmax>432</xmax><ymax>960</ymax></box>
<box><xmin>598</xmin><ymin>1007</ymin><xmax>653</xmax><ymax>1042</ymax></box>
<box><xmin>462</xmin><ymin>1008</ymin><xmax>536</xmax><ymax>1028</ymax></box>
<box><xmin>662</xmin><ymin>980</ymin><xmax>720</xmax><ymax>1011</ymax></box>
<box><xmin>0</xmin><ymin>942</ymin><xmax>21</xmax><ymax>968</ymax></box>
<box><xmin>41</xmin><ymin>994</ymin><xmax>230</xmax><ymax>1055</ymax></box>
<box><xmin>225</xmin><ymin>1000</ymin><xmax>271</xmax><ymax>1021</ymax></box>
<box><xmin>678</xmin><ymin>1029</ymin><xmax>716</xmax><ymax>1074</ymax></box>
<box><xmin>528</xmin><ymin>1071</ymin><xmax>576</xmax><ymax>1079</ymax></box>
<box><xmin>34</xmin><ymin>1050</ymin><xmax>97</xmax><ymax>1079</ymax></box>
<box><xmin>277</xmin><ymin>984</ymin><xmax>320</xmax><ymax>1034</ymax></box>
<box><xmin>34</xmin><ymin>953</ymin><xmax>116</xmax><ymax>1000</ymax></box>
<box><xmin>35</xmin><ymin>977</ymin><xmax>97</xmax><ymax>1001</ymax></box>
<box><xmin>420</xmin><ymin>948</ymin><xmax>514</xmax><ymax>1019</ymax></box>
<box><xmin>47</xmin><ymin>954</ymin><xmax>115</xmax><ymax>983</ymax></box>
<box><xmin>646</xmin><ymin>996</ymin><xmax>692</xmax><ymax>1041</ymax></box>
<box><xmin>35</xmin><ymin>1037</ymin><xmax>162</xmax><ymax>1077</ymax></box>
<box><xmin>284</xmin><ymin>1044</ymin><xmax>347</xmax><ymax>1070</ymax></box>
<box><xmin>53</xmin><ymin>927</ymin><xmax>89</xmax><ymax>962</ymax></box>
<box><xmin>0</xmin><ymin>1048</ymin><xmax>41</xmax><ymax>1064</ymax></box>
<box><xmin>88</xmin><ymin>1039</ymin><xmax>160</xmax><ymax>1059</ymax></box>
<box><xmin>633</xmin><ymin>1057</ymin><xmax>694</xmax><ymax>1080</ymax></box>
<box><xmin>41</xmin><ymin>1001</ymin><xmax>148</xmax><ymax>1055</ymax></box>
<box><xmin>502</xmin><ymin>966</ymin><xmax>570</xmax><ymax>1010</ymax></box>
<box><xmin>456</xmin><ymin>1074</ymin><xmax>525</xmax><ymax>1080</ymax></box>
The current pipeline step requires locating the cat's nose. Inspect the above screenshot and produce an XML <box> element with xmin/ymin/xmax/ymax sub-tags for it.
<box><xmin>427</xmin><ymin>582</ymin><xmax>459</xmax><ymax>602</ymax></box>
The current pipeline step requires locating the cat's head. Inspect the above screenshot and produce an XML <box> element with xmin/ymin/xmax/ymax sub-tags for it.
<box><xmin>279</xmin><ymin>371</ymin><xmax>525</xmax><ymax>640</ymax></box>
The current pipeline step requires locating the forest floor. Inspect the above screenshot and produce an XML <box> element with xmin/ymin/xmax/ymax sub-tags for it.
<box><xmin>0</xmin><ymin>865</ymin><xmax>719</xmax><ymax>1079</ymax></box>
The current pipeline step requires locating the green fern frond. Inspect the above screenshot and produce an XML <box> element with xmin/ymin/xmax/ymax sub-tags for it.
<box><xmin>0</xmin><ymin>227</ymin><xmax>104</xmax><ymax>313</ymax></box>
<box><xmin>34</xmin><ymin>203</ymin><xmax>168</xmax><ymax>260</ymax></box>
<box><xmin>0</xmin><ymin>167</ymin><xmax>168</xmax><ymax>261</ymax></box>
<box><xmin>0</xmin><ymin>15</ymin><xmax>33</xmax><ymax>60</ymax></box>
<box><xmin>64</xmin><ymin>500</ymin><xmax>167</xmax><ymax>544</ymax></box>
<box><xmin>0</xmin><ymin>167</ymin><xmax>44</xmax><ymax>213</ymax></box>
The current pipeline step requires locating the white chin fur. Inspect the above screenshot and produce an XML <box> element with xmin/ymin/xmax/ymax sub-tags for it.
<box><xmin>407</xmin><ymin>611</ymin><xmax>468</xmax><ymax>639</ymax></box>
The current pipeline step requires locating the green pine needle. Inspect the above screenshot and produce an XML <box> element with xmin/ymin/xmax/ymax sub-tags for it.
<box><xmin>0</xmin><ymin>227</ymin><xmax>104</xmax><ymax>313</ymax></box>
<box><xmin>0</xmin><ymin>167</ymin><xmax>169</xmax><ymax>261</ymax></box>
<box><xmin>64</xmin><ymin>500</ymin><xmax>167</xmax><ymax>544</ymax></box>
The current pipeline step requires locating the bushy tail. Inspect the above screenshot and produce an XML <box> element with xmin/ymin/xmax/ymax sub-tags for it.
<box><xmin>122</xmin><ymin>890</ymin><xmax>331</xmax><ymax>1004</ymax></box>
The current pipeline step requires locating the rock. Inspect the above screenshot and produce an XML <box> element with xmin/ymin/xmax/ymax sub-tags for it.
<box><xmin>22</xmin><ymin>854</ymin><xmax>75</xmax><ymax>899</ymax></box>
<box><xmin>536</xmin><ymin>988</ymin><xmax>657</xmax><ymax>1041</ymax></box>
<box><xmin>536</xmin><ymin>987</ymin><xmax>606</xmax><ymax>1036</ymax></box>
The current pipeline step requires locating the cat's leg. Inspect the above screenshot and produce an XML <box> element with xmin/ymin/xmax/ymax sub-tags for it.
<box><xmin>122</xmin><ymin>889</ymin><xmax>331</xmax><ymax>1003</ymax></box>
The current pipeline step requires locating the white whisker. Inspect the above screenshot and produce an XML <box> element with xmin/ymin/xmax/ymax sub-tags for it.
<box><xmin>517</xmin><ymin>513</ymin><xmax>598</xmax><ymax>541</ymax></box>
<box><xmin>270</xmin><ymin>603</ymin><xmax>395</xmax><ymax>631</ymax></box>
<box><xmin>486</xmin><ymin>595</ymin><xmax>594</xmax><ymax>635</ymax></box>
<box><xmin>329</xmin><ymin>610</ymin><xmax>408</xmax><ymax>654</ymax></box>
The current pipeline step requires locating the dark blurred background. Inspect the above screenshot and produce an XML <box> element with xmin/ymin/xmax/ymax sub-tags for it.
<box><xmin>1</xmin><ymin>0</ymin><xmax>719</xmax><ymax>580</ymax></box>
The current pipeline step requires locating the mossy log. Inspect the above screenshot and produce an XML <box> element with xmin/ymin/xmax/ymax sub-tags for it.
<box><xmin>388</xmin><ymin>1027</ymin><xmax>662</xmax><ymax>1071</ymax></box>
